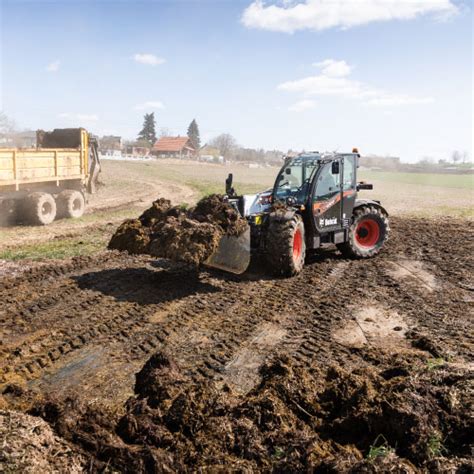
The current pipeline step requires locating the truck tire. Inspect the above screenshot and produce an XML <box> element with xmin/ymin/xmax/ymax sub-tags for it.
<box><xmin>337</xmin><ymin>205</ymin><xmax>389</xmax><ymax>258</ymax></box>
<box><xmin>56</xmin><ymin>190</ymin><xmax>85</xmax><ymax>219</ymax></box>
<box><xmin>266</xmin><ymin>213</ymin><xmax>306</xmax><ymax>276</ymax></box>
<box><xmin>25</xmin><ymin>192</ymin><xmax>57</xmax><ymax>225</ymax></box>
<box><xmin>0</xmin><ymin>199</ymin><xmax>17</xmax><ymax>226</ymax></box>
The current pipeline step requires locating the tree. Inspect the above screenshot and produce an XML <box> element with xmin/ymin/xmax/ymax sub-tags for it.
<box><xmin>159</xmin><ymin>127</ymin><xmax>172</xmax><ymax>138</ymax></box>
<box><xmin>138</xmin><ymin>113</ymin><xmax>157</xmax><ymax>146</ymax></box>
<box><xmin>187</xmin><ymin>119</ymin><xmax>200</xmax><ymax>151</ymax></box>
<box><xmin>209</xmin><ymin>133</ymin><xmax>237</xmax><ymax>161</ymax></box>
<box><xmin>451</xmin><ymin>150</ymin><xmax>461</xmax><ymax>164</ymax></box>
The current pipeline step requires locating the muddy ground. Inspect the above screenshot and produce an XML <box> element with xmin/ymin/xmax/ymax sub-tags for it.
<box><xmin>0</xmin><ymin>216</ymin><xmax>473</xmax><ymax>472</ymax></box>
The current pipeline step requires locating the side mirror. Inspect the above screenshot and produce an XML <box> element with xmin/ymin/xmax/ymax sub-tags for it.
<box><xmin>331</xmin><ymin>161</ymin><xmax>340</xmax><ymax>175</ymax></box>
<box><xmin>285</xmin><ymin>168</ymin><xmax>291</xmax><ymax>175</ymax></box>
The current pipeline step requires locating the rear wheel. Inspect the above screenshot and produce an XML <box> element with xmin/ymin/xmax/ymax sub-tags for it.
<box><xmin>56</xmin><ymin>190</ymin><xmax>85</xmax><ymax>219</ymax></box>
<box><xmin>337</xmin><ymin>205</ymin><xmax>389</xmax><ymax>258</ymax></box>
<box><xmin>266</xmin><ymin>213</ymin><xmax>306</xmax><ymax>276</ymax></box>
<box><xmin>24</xmin><ymin>192</ymin><xmax>57</xmax><ymax>225</ymax></box>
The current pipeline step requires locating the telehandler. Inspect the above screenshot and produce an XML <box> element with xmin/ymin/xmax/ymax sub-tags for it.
<box><xmin>206</xmin><ymin>149</ymin><xmax>389</xmax><ymax>276</ymax></box>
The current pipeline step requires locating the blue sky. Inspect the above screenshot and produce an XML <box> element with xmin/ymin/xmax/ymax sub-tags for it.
<box><xmin>1</xmin><ymin>0</ymin><xmax>472</xmax><ymax>162</ymax></box>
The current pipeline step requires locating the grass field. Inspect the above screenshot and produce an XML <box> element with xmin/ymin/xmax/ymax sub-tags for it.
<box><xmin>1</xmin><ymin>158</ymin><xmax>472</xmax><ymax>262</ymax></box>
<box><xmin>359</xmin><ymin>170</ymin><xmax>474</xmax><ymax>189</ymax></box>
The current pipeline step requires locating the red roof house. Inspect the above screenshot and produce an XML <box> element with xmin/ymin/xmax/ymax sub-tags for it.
<box><xmin>152</xmin><ymin>136</ymin><xmax>196</xmax><ymax>158</ymax></box>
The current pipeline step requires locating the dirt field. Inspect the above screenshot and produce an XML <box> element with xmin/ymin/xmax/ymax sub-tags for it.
<box><xmin>1</xmin><ymin>214</ymin><xmax>473</xmax><ymax>471</ymax></box>
<box><xmin>1</xmin><ymin>160</ymin><xmax>473</xmax><ymax>471</ymax></box>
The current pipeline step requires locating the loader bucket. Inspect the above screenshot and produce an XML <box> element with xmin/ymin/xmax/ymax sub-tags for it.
<box><xmin>204</xmin><ymin>228</ymin><xmax>251</xmax><ymax>274</ymax></box>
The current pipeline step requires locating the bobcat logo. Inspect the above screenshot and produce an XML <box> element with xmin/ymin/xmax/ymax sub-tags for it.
<box><xmin>319</xmin><ymin>217</ymin><xmax>338</xmax><ymax>227</ymax></box>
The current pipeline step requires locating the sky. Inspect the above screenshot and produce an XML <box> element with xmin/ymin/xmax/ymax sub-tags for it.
<box><xmin>0</xmin><ymin>0</ymin><xmax>472</xmax><ymax>162</ymax></box>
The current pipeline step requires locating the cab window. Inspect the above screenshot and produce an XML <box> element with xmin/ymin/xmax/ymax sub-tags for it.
<box><xmin>343</xmin><ymin>156</ymin><xmax>356</xmax><ymax>191</ymax></box>
<box><xmin>314</xmin><ymin>163</ymin><xmax>340</xmax><ymax>201</ymax></box>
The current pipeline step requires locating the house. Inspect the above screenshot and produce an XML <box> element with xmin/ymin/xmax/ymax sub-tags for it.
<box><xmin>199</xmin><ymin>144</ymin><xmax>220</xmax><ymax>158</ymax></box>
<box><xmin>0</xmin><ymin>130</ymin><xmax>36</xmax><ymax>148</ymax></box>
<box><xmin>99</xmin><ymin>135</ymin><xmax>122</xmax><ymax>157</ymax></box>
<box><xmin>125</xmin><ymin>145</ymin><xmax>150</xmax><ymax>158</ymax></box>
<box><xmin>152</xmin><ymin>136</ymin><xmax>196</xmax><ymax>158</ymax></box>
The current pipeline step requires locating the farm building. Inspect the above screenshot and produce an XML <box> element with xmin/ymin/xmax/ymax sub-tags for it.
<box><xmin>99</xmin><ymin>135</ymin><xmax>122</xmax><ymax>157</ymax></box>
<box><xmin>152</xmin><ymin>136</ymin><xmax>196</xmax><ymax>158</ymax></box>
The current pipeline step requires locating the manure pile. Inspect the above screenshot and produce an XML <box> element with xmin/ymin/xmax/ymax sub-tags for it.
<box><xmin>108</xmin><ymin>195</ymin><xmax>248</xmax><ymax>266</ymax></box>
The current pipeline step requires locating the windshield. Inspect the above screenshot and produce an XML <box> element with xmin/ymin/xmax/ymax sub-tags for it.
<box><xmin>274</xmin><ymin>156</ymin><xmax>320</xmax><ymax>204</ymax></box>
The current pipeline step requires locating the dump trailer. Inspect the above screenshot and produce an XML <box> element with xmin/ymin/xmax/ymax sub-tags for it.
<box><xmin>0</xmin><ymin>128</ymin><xmax>100</xmax><ymax>225</ymax></box>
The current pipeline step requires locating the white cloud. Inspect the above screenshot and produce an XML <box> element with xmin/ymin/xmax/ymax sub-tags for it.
<box><xmin>278</xmin><ymin>58</ymin><xmax>434</xmax><ymax>107</ymax></box>
<box><xmin>242</xmin><ymin>0</ymin><xmax>457</xmax><ymax>33</ymax></box>
<box><xmin>58</xmin><ymin>113</ymin><xmax>99</xmax><ymax>122</ymax></box>
<box><xmin>313</xmin><ymin>59</ymin><xmax>351</xmax><ymax>77</ymax></box>
<box><xmin>46</xmin><ymin>60</ymin><xmax>60</xmax><ymax>72</ymax></box>
<box><xmin>134</xmin><ymin>101</ymin><xmax>165</xmax><ymax>110</ymax></box>
<box><xmin>288</xmin><ymin>99</ymin><xmax>317</xmax><ymax>112</ymax></box>
<box><xmin>132</xmin><ymin>53</ymin><xmax>165</xmax><ymax>66</ymax></box>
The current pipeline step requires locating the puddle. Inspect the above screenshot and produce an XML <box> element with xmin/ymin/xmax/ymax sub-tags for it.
<box><xmin>220</xmin><ymin>323</ymin><xmax>287</xmax><ymax>395</ymax></box>
<box><xmin>387</xmin><ymin>259</ymin><xmax>438</xmax><ymax>292</ymax></box>
<box><xmin>333</xmin><ymin>305</ymin><xmax>408</xmax><ymax>349</ymax></box>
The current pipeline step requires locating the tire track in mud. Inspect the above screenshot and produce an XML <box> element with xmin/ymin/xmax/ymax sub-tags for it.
<box><xmin>0</xmin><ymin>256</ymin><xmax>213</xmax><ymax>389</ymax></box>
<box><xmin>2</xmin><ymin>217</ymin><xmax>473</xmax><ymax>406</ymax></box>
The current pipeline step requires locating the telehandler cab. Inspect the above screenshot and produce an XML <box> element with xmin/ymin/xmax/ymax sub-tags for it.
<box><xmin>205</xmin><ymin>150</ymin><xmax>389</xmax><ymax>276</ymax></box>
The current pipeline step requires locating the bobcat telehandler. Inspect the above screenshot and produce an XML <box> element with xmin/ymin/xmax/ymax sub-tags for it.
<box><xmin>205</xmin><ymin>150</ymin><xmax>389</xmax><ymax>276</ymax></box>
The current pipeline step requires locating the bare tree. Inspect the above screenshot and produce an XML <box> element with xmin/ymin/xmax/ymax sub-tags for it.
<box><xmin>461</xmin><ymin>150</ymin><xmax>470</xmax><ymax>164</ymax></box>
<box><xmin>159</xmin><ymin>127</ymin><xmax>172</xmax><ymax>138</ymax></box>
<box><xmin>451</xmin><ymin>150</ymin><xmax>461</xmax><ymax>164</ymax></box>
<box><xmin>0</xmin><ymin>112</ymin><xmax>18</xmax><ymax>147</ymax></box>
<box><xmin>209</xmin><ymin>133</ymin><xmax>237</xmax><ymax>161</ymax></box>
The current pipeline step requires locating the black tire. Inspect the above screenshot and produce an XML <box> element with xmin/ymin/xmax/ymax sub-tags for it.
<box><xmin>337</xmin><ymin>205</ymin><xmax>389</xmax><ymax>258</ymax></box>
<box><xmin>24</xmin><ymin>192</ymin><xmax>57</xmax><ymax>225</ymax></box>
<box><xmin>0</xmin><ymin>199</ymin><xmax>17</xmax><ymax>226</ymax></box>
<box><xmin>265</xmin><ymin>213</ymin><xmax>306</xmax><ymax>276</ymax></box>
<box><xmin>56</xmin><ymin>190</ymin><xmax>85</xmax><ymax>219</ymax></box>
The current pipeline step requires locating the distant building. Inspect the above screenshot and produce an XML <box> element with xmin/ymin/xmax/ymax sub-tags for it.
<box><xmin>200</xmin><ymin>144</ymin><xmax>220</xmax><ymax>158</ymax></box>
<box><xmin>0</xmin><ymin>130</ymin><xmax>36</xmax><ymax>148</ymax></box>
<box><xmin>99</xmin><ymin>135</ymin><xmax>122</xmax><ymax>156</ymax></box>
<box><xmin>152</xmin><ymin>136</ymin><xmax>196</xmax><ymax>158</ymax></box>
<box><xmin>125</xmin><ymin>145</ymin><xmax>150</xmax><ymax>157</ymax></box>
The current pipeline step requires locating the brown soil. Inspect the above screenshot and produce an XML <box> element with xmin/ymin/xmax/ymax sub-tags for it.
<box><xmin>0</xmin><ymin>410</ymin><xmax>86</xmax><ymax>472</ymax></box>
<box><xmin>1</xmin><ymin>216</ymin><xmax>473</xmax><ymax>472</ymax></box>
<box><xmin>108</xmin><ymin>194</ymin><xmax>248</xmax><ymax>266</ymax></box>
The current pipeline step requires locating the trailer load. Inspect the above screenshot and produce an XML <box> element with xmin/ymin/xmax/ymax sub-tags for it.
<box><xmin>0</xmin><ymin>128</ymin><xmax>100</xmax><ymax>225</ymax></box>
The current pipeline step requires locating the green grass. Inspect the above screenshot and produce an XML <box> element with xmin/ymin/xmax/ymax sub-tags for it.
<box><xmin>427</xmin><ymin>432</ymin><xmax>446</xmax><ymax>458</ymax></box>
<box><xmin>359</xmin><ymin>170</ymin><xmax>474</xmax><ymax>189</ymax></box>
<box><xmin>366</xmin><ymin>435</ymin><xmax>394</xmax><ymax>463</ymax></box>
<box><xmin>426</xmin><ymin>358</ymin><xmax>446</xmax><ymax>371</ymax></box>
<box><xmin>0</xmin><ymin>230</ymin><xmax>110</xmax><ymax>261</ymax></box>
<box><xmin>186</xmin><ymin>178</ymin><xmax>265</xmax><ymax>198</ymax></box>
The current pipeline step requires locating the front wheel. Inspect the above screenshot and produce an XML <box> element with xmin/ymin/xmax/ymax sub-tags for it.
<box><xmin>337</xmin><ymin>205</ymin><xmax>389</xmax><ymax>258</ymax></box>
<box><xmin>265</xmin><ymin>213</ymin><xmax>306</xmax><ymax>276</ymax></box>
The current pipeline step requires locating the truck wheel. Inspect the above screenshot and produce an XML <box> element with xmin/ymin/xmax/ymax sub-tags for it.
<box><xmin>266</xmin><ymin>213</ymin><xmax>306</xmax><ymax>276</ymax></box>
<box><xmin>25</xmin><ymin>192</ymin><xmax>57</xmax><ymax>225</ymax></box>
<box><xmin>0</xmin><ymin>200</ymin><xmax>17</xmax><ymax>226</ymax></box>
<box><xmin>337</xmin><ymin>205</ymin><xmax>389</xmax><ymax>258</ymax></box>
<box><xmin>56</xmin><ymin>190</ymin><xmax>85</xmax><ymax>219</ymax></box>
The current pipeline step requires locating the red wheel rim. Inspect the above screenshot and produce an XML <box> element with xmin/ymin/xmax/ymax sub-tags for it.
<box><xmin>293</xmin><ymin>227</ymin><xmax>303</xmax><ymax>261</ymax></box>
<box><xmin>355</xmin><ymin>219</ymin><xmax>380</xmax><ymax>248</ymax></box>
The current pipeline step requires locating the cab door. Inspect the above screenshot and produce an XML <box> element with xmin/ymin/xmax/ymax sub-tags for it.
<box><xmin>341</xmin><ymin>155</ymin><xmax>357</xmax><ymax>228</ymax></box>
<box><xmin>312</xmin><ymin>160</ymin><xmax>343</xmax><ymax>234</ymax></box>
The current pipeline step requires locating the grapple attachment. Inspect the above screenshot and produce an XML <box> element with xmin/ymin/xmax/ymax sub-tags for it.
<box><xmin>204</xmin><ymin>228</ymin><xmax>251</xmax><ymax>274</ymax></box>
